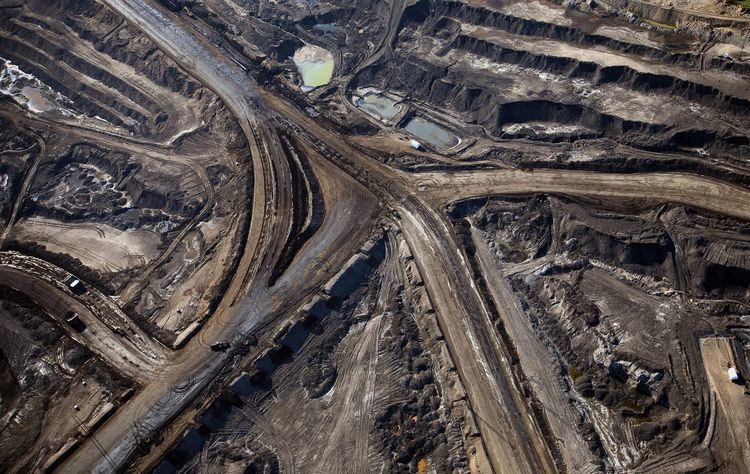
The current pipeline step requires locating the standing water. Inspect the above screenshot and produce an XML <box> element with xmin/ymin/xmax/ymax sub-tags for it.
<box><xmin>313</xmin><ymin>23</ymin><xmax>342</xmax><ymax>34</ymax></box>
<box><xmin>404</xmin><ymin>117</ymin><xmax>459</xmax><ymax>149</ymax></box>
<box><xmin>356</xmin><ymin>93</ymin><xmax>402</xmax><ymax>120</ymax></box>
<box><xmin>292</xmin><ymin>45</ymin><xmax>334</xmax><ymax>91</ymax></box>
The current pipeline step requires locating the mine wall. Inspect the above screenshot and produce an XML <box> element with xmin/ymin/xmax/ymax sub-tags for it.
<box><xmin>430</xmin><ymin>0</ymin><xmax>746</xmax><ymax>73</ymax></box>
<box><xmin>430</xmin><ymin>1</ymin><xmax>691</xmax><ymax>62</ymax></box>
<box><xmin>0</xmin><ymin>35</ymin><xmax>141</xmax><ymax>129</ymax></box>
<box><xmin>446</xmin><ymin>193</ymin><xmax>750</xmax><ymax>469</ymax></box>
<box><xmin>352</xmin><ymin>52</ymin><xmax>748</xmax><ymax>159</ymax></box>
<box><xmin>87</xmin><ymin>28</ymin><xmax>201</xmax><ymax>97</ymax></box>
<box><xmin>1</xmin><ymin>240</ymin><xmax>132</xmax><ymax>295</ymax></box>
<box><xmin>0</xmin><ymin>0</ymin><xmax>205</xmax><ymax>137</ymax></box>
<box><xmin>20</xmin><ymin>143</ymin><xmax>203</xmax><ymax>230</ymax></box>
<box><xmin>173</xmin><ymin>0</ymin><xmax>395</xmax><ymax>73</ymax></box>
<box><xmin>351</xmin><ymin>4</ymin><xmax>750</xmax><ymax>157</ymax></box>
<box><xmin>3</xmin><ymin>21</ymin><xmax>159</xmax><ymax>111</ymax></box>
<box><xmin>175</xmin><ymin>161</ymin><xmax>255</xmax><ymax>346</ymax></box>
<box><xmin>170</xmin><ymin>0</ymin><xmax>305</xmax><ymax>62</ymax></box>
<box><xmin>355</xmin><ymin>60</ymin><xmax>657</xmax><ymax>138</ymax></box>
<box><xmin>334</xmin><ymin>0</ymin><xmax>750</xmax><ymax>162</ymax></box>
<box><xmin>121</xmin><ymin>157</ymin><xmax>254</xmax><ymax>348</ymax></box>
<box><xmin>446</xmin><ymin>32</ymin><xmax>750</xmax><ymax>115</ymax></box>
<box><xmin>0</xmin><ymin>124</ymin><xmax>38</xmax><ymax>223</ymax></box>
<box><xmin>448</xmin><ymin>199</ymin><xmax>652</xmax><ymax>468</ymax></box>
<box><xmin>592</xmin><ymin>0</ymin><xmax>750</xmax><ymax>29</ymax></box>
<box><xmin>469</xmin><ymin>146</ymin><xmax>750</xmax><ymax>189</ymax></box>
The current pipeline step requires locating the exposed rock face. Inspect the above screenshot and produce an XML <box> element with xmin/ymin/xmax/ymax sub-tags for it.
<box><xmin>0</xmin><ymin>287</ymin><xmax>129</xmax><ymax>471</ymax></box>
<box><xmin>0</xmin><ymin>0</ymin><xmax>206</xmax><ymax>138</ymax></box>
<box><xmin>0</xmin><ymin>117</ymin><xmax>39</xmax><ymax>222</ymax></box>
<box><xmin>340</xmin><ymin>0</ymin><xmax>748</xmax><ymax>165</ymax></box>
<box><xmin>0</xmin><ymin>0</ymin><xmax>254</xmax><ymax>343</ymax></box>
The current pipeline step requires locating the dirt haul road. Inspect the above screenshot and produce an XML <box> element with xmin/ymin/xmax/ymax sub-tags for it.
<box><xmin>700</xmin><ymin>337</ymin><xmax>750</xmax><ymax>470</ymax></box>
<box><xmin>50</xmin><ymin>0</ymin><xmax>750</xmax><ymax>473</ymax></box>
<box><xmin>261</xmin><ymin>95</ymin><xmax>558</xmax><ymax>472</ymax></box>
<box><xmin>0</xmin><ymin>252</ymin><xmax>165</xmax><ymax>380</ymax></box>
<box><xmin>470</xmin><ymin>227</ymin><xmax>600</xmax><ymax>473</ymax></box>
<box><xmin>417</xmin><ymin>169</ymin><xmax>750</xmax><ymax>222</ymax></box>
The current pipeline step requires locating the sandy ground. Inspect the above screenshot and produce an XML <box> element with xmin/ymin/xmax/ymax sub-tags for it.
<box><xmin>646</xmin><ymin>0</ymin><xmax>747</xmax><ymax>16</ymax></box>
<box><xmin>293</xmin><ymin>44</ymin><xmax>334</xmax><ymax>63</ymax></box>
<box><xmin>397</xmin><ymin>206</ymin><xmax>557</xmax><ymax>474</ymax></box>
<box><xmin>700</xmin><ymin>337</ymin><xmax>750</xmax><ymax>470</ymax></box>
<box><xmin>460</xmin><ymin>24</ymin><xmax>747</xmax><ymax>101</ymax></box>
<box><xmin>467</xmin><ymin>0</ymin><xmax>574</xmax><ymax>26</ymax></box>
<box><xmin>11</xmin><ymin>217</ymin><xmax>161</xmax><ymax>273</ymax></box>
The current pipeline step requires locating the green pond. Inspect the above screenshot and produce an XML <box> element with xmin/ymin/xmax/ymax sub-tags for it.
<box><xmin>293</xmin><ymin>45</ymin><xmax>334</xmax><ymax>89</ymax></box>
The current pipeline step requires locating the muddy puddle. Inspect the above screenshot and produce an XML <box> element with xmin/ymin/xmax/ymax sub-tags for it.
<box><xmin>1</xmin><ymin>58</ymin><xmax>76</xmax><ymax>115</ymax></box>
<box><xmin>21</xmin><ymin>86</ymin><xmax>54</xmax><ymax>112</ymax></box>
<box><xmin>184</xmin><ymin>231</ymin><xmax>200</xmax><ymax>260</ymax></box>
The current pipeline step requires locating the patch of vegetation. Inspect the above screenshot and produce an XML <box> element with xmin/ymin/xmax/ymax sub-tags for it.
<box><xmin>494</xmin><ymin>238</ymin><xmax>513</xmax><ymax>253</ymax></box>
<box><xmin>642</xmin><ymin>19</ymin><xmax>677</xmax><ymax>30</ymax></box>
<box><xmin>728</xmin><ymin>0</ymin><xmax>750</xmax><ymax>11</ymax></box>
<box><xmin>568</xmin><ymin>365</ymin><xmax>582</xmax><ymax>380</ymax></box>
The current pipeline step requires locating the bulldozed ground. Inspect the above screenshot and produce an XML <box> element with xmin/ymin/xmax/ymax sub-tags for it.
<box><xmin>0</xmin><ymin>0</ymin><xmax>749</xmax><ymax>472</ymax></box>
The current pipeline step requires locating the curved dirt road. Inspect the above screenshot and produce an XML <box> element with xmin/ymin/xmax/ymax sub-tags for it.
<box><xmin>0</xmin><ymin>253</ymin><xmax>165</xmax><ymax>380</ymax></box>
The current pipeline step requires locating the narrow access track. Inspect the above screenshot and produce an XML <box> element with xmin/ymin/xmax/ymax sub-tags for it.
<box><xmin>0</xmin><ymin>126</ymin><xmax>45</xmax><ymax>247</ymax></box>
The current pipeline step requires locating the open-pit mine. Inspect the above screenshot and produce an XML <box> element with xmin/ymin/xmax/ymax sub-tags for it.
<box><xmin>1</xmin><ymin>0</ymin><xmax>749</xmax><ymax>472</ymax></box>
